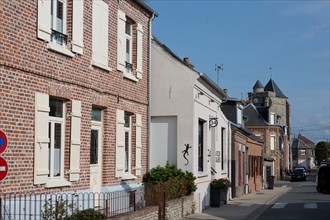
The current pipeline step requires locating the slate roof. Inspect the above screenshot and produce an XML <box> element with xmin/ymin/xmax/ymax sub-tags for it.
<box><xmin>297</xmin><ymin>134</ymin><xmax>315</xmax><ymax>149</ymax></box>
<box><xmin>253</xmin><ymin>80</ymin><xmax>264</xmax><ymax>89</ymax></box>
<box><xmin>231</xmin><ymin>123</ymin><xmax>263</xmax><ymax>143</ymax></box>
<box><xmin>292</xmin><ymin>137</ymin><xmax>310</xmax><ymax>150</ymax></box>
<box><xmin>256</xmin><ymin>106</ymin><xmax>269</xmax><ymax>122</ymax></box>
<box><xmin>264</xmin><ymin>79</ymin><xmax>287</xmax><ymax>98</ymax></box>
<box><xmin>243</xmin><ymin>104</ymin><xmax>269</xmax><ymax>126</ymax></box>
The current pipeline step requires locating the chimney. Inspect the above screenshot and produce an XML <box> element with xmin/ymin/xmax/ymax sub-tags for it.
<box><xmin>183</xmin><ymin>57</ymin><xmax>194</xmax><ymax>69</ymax></box>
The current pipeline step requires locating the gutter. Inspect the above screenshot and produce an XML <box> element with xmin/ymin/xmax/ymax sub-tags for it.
<box><xmin>198</xmin><ymin>72</ymin><xmax>228</xmax><ymax>103</ymax></box>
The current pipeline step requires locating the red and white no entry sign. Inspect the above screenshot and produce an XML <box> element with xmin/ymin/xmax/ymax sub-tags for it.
<box><xmin>0</xmin><ymin>130</ymin><xmax>8</xmax><ymax>155</ymax></box>
<box><xmin>0</xmin><ymin>156</ymin><xmax>8</xmax><ymax>181</ymax></box>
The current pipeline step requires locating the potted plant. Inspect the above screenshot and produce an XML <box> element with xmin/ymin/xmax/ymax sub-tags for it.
<box><xmin>210</xmin><ymin>178</ymin><xmax>231</xmax><ymax>207</ymax></box>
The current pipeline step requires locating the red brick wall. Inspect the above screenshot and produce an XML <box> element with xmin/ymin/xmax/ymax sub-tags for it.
<box><xmin>0</xmin><ymin>0</ymin><xmax>152</xmax><ymax>194</ymax></box>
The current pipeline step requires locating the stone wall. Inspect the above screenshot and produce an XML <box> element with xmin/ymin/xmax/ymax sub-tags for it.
<box><xmin>165</xmin><ymin>195</ymin><xmax>195</xmax><ymax>220</ymax></box>
<box><xmin>113</xmin><ymin>195</ymin><xmax>195</xmax><ymax>220</ymax></box>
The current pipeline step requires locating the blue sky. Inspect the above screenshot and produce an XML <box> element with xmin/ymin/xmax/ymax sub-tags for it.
<box><xmin>146</xmin><ymin>0</ymin><xmax>330</xmax><ymax>143</ymax></box>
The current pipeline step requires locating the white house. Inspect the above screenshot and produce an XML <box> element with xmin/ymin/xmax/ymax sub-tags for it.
<box><xmin>150</xmin><ymin>38</ymin><xmax>231</xmax><ymax>212</ymax></box>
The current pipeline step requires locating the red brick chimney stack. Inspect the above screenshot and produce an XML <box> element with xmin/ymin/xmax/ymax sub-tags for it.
<box><xmin>183</xmin><ymin>57</ymin><xmax>194</xmax><ymax>69</ymax></box>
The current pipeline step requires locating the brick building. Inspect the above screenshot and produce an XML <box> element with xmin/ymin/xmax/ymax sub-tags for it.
<box><xmin>0</xmin><ymin>0</ymin><xmax>156</xmax><ymax>195</ymax></box>
<box><xmin>248</xmin><ymin>79</ymin><xmax>291</xmax><ymax>178</ymax></box>
<box><xmin>221</xmin><ymin>97</ymin><xmax>263</xmax><ymax>197</ymax></box>
<box><xmin>244</xmin><ymin>104</ymin><xmax>283</xmax><ymax>183</ymax></box>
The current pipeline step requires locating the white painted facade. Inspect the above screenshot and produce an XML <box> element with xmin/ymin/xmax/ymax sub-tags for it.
<box><xmin>150</xmin><ymin>38</ymin><xmax>231</xmax><ymax>212</ymax></box>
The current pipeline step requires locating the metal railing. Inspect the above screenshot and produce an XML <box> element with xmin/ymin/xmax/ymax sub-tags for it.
<box><xmin>0</xmin><ymin>187</ymin><xmax>149</xmax><ymax>220</ymax></box>
<box><xmin>51</xmin><ymin>29</ymin><xmax>67</xmax><ymax>46</ymax></box>
<box><xmin>0</xmin><ymin>180</ymin><xmax>191</xmax><ymax>220</ymax></box>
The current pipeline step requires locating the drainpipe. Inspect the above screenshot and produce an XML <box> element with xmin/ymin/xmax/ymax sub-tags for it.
<box><xmin>147</xmin><ymin>12</ymin><xmax>156</xmax><ymax>172</ymax></box>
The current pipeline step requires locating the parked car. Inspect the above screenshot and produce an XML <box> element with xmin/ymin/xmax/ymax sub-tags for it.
<box><xmin>291</xmin><ymin>168</ymin><xmax>306</xmax><ymax>182</ymax></box>
<box><xmin>316</xmin><ymin>164</ymin><xmax>330</xmax><ymax>193</ymax></box>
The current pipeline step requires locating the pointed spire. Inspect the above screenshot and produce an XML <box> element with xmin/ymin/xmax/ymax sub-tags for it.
<box><xmin>264</xmin><ymin>79</ymin><xmax>287</xmax><ymax>98</ymax></box>
<box><xmin>253</xmin><ymin>80</ymin><xmax>264</xmax><ymax>89</ymax></box>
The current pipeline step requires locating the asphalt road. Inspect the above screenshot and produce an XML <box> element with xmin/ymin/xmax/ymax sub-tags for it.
<box><xmin>256</xmin><ymin>170</ymin><xmax>330</xmax><ymax>220</ymax></box>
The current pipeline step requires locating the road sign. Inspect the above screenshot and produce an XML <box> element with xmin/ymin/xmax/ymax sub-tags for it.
<box><xmin>0</xmin><ymin>157</ymin><xmax>8</xmax><ymax>181</ymax></box>
<box><xmin>0</xmin><ymin>130</ymin><xmax>8</xmax><ymax>154</ymax></box>
<box><xmin>209</xmin><ymin>118</ymin><xmax>218</xmax><ymax>127</ymax></box>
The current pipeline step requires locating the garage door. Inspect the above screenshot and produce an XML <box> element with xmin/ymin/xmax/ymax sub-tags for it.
<box><xmin>150</xmin><ymin>116</ymin><xmax>177</xmax><ymax>168</ymax></box>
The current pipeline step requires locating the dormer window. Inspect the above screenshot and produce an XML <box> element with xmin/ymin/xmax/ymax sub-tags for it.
<box><xmin>270</xmin><ymin>112</ymin><xmax>275</xmax><ymax>124</ymax></box>
<box><xmin>237</xmin><ymin>105</ymin><xmax>243</xmax><ymax>125</ymax></box>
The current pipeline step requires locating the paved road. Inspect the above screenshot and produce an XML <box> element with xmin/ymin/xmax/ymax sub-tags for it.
<box><xmin>256</xmin><ymin>180</ymin><xmax>330</xmax><ymax>220</ymax></box>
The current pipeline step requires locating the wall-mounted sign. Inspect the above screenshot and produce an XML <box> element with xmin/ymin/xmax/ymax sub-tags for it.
<box><xmin>0</xmin><ymin>130</ymin><xmax>8</xmax><ymax>155</ymax></box>
<box><xmin>0</xmin><ymin>157</ymin><xmax>8</xmax><ymax>181</ymax></box>
<box><xmin>209</xmin><ymin>118</ymin><xmax>218</xmax><ymax>127</ymax></box>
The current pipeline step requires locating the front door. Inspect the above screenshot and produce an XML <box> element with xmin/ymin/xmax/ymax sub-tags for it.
<box><xmin>90</xmin><ymin>123</ymin><xmax>102</xmax><ymax>206</ymax></box>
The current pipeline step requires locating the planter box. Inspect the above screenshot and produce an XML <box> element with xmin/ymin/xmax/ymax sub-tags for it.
<box><xmin>210</xmin><ymin>189</ymin><xmax>228</xmax><ymax>207</ymax></box>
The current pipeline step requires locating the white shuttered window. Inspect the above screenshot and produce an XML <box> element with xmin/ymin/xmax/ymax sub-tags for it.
<box><xmin>116</xmin><ymin>110</ymin><xmax>142</xmax><ymax>179</ymax></box>
<box><xmin>69</xmin><ymin>100</ymin><xmax>81</xmax><ymax>181</ymax></box>
<box><xmin>72</xmin><ymin>0</ymin><xmax>84</xmax><ymax>54</ymax></box>
<box><xmin>34</xmin><ymin>93</ymin><xmax>50</xmax><ymax>184</ymax></box>
<box><xmin>117</xmin><ymin>10</ymin><xmax>144</xmax><ymax>80</ymax></box>
<box><xmin>92</xmin><ymin>0</ymin><xmax>110</xmax><ymax>71</ymax></box>
<box><xmin>34</xmin><ymin>93</ymin><xmax>80</xmax><ymax>187</ymax></box>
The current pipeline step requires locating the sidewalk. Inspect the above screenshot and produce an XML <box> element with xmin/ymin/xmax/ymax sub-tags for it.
<box><xmin>182</xmin><ymin>180</ymin><xmax>291</xmax><ymax>220</ymax></box>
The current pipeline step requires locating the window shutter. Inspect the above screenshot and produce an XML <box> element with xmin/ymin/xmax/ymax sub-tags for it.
<box><xmin>116</xmin><ymin>109</ymin><xmax>125</xmax><ymax>177</ymax></box>
<box><xmin>135</xmin><ymin>114</ymin><xmax>142</xmax><ymax>176</ymax></box>
<box><xmin>37</xmin><ymin>0</ymin><xmax>51</xmax><ymax>42</ymax></box>
<box><xmin>34</xmin><ymin>92</ymin><xmax>50</xmax><ymax>185</ymax></box>
<box><xmin>69</xmin><ymin>100</ymin><xmax>81</xmax><ymax>181</ymax></box>
<box><xmin>92</xmin><ymin>0</ymin><xmax>108</xmax><ymax>67</ymax></box>
<box><xmin>136</xmin><ymin>23</ymin><xmax>143</xmax><ymax>79</ymax></box>
<box><xmin>117</xmin><ymin>10</ymin><xmax>126</xmax><ymax>72</ymax></box>
<box><xmin>72</xmin><ymin>0</ymin><xmax>84</xmax><ymax>54</ymax></box>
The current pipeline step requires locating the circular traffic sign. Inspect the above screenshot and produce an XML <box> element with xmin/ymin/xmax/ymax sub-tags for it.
<box><xmin>0</xmin><ymin>130</ymin><xmax>8</xmax><ymax>154</ymax></box>
<box><xmin>209</xmin><ymin>118</ymin><xmax>218</xmax><ymax>127</ymax></box>
<box><xmin>0</xmin><ymin>157</ymin><xmax>8</xmax><ymax>181</ymax></box>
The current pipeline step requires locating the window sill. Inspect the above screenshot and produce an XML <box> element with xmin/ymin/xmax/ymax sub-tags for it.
<box><xmin>45</xmin><ymin>179</ymin><xmax>71</xmax><ymax>188</ymax></box>
<box><xmin>92</xmin><ymin>60</ymin><xmax>112</xmax><ymax>72</ymax></box>
<box><xmin>47</xmin><ymin>43</ymin><xmax>75</xmax><ymax>58</ymax></box>
<box><xmin>121</xmin><ymin>173</ymin><xmax>137</xmax><ymax>180</ymax></box>
<box><xmin>123</xmin><ymin>72</ymin><xmax>139</xmax><ymax>82</ymax></box>
<box><xmin>198</xmin><ymin>172</ymin><xmax>209</xmax><ymax>178</ymax></box>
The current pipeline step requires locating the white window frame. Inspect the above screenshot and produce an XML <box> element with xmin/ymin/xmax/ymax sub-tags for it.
<box><xmin>50</xmin><ymin>0</ymin><xmax>67</xmax><ymax>46</ymax></box>
<box><xmin>48</xmin><ymin>0</ymin><xmax>74</xmax><ymax>57</ymax></box>
<box><xmin>46</xmin><ymin>98</ymin><xmax>70</xmax><ymax>188</ymax></box>
<box><xmin>300</xmin><ymin>150</ymin><xmax>306</xmax><ymax>156</ymax></box>
<box><xmin>237</xmin><ymin>105</ymin><xmax>243</xmax><ymax>125</ymax></box>
<box><xmin>270</xmin><ymin>112</ymin><xmax>275</xmax><ymax>125</ymax></box>
<box><xmin>124</xmin><ymin>112</ymin><xmax>132</xmax><ymax>174</ymax></box>
<box><xmin>125</xmin><ymin>20</ymin><xmax>133</xmax><ymax>74</ymax></box>
<box><xmin>91</xmin><ymin>108</ymin><xmax>103</xmax><ymax>166</ymax></box>
<box><xmin>270</xmin><ymin>135</ymin><xmax>275</xmax><ymax>151</ymax></box>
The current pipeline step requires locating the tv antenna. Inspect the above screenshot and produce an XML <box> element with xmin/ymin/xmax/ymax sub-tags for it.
<box><xmin>215</xmin><ymin>64</ymin><xmax>223</xmax><ymax>86</ymax></box>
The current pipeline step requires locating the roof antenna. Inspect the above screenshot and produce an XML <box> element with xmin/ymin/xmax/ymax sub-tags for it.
<box><xmin>215</xmin><ymin>64</ymin><xmax>223</xmax><ymax>86</ymax></box>
<box><xmin>269</xmin><ymin>67</ymin><xmax>272</xmax><ymax>79</ymax></box>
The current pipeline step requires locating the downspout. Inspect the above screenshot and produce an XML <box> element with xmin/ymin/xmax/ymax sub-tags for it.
<box><xmin>262</xmin><ymin>143</ymin><xmax>265</xmax><ymax>189</ymax></box>
<box><xmin>147</xmin><ymin>13</ymin><xmax>156</xmax><ymax>172</ymax></box>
